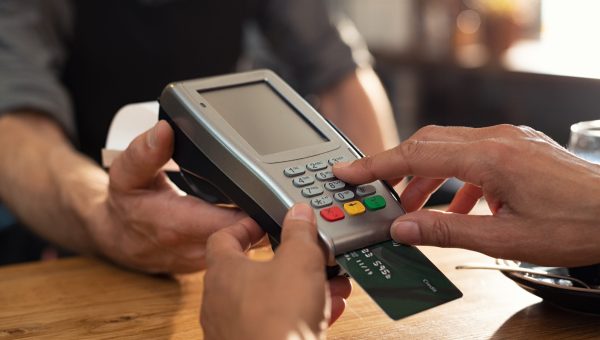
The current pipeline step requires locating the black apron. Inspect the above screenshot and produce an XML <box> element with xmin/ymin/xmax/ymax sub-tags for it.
<box><xmin>63</xmin><ymin>0</ymin><xmax>254</xmax><ymax>162</ymax></box>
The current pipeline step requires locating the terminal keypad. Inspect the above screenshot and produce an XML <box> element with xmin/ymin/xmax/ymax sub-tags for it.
<box><xmin>285</xmin><ymin>156</ymin><xmax>387</xmax><ymax>222</ymax></box>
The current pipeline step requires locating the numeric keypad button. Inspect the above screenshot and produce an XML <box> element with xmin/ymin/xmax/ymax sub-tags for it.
<box><xmin>334</xmin><ymin>190</ymin><xmax>355</xmax><ymax>202</ymax></box>
<box><xmin>283</xmin><ymin>166</ymin><xmax>305</xmax><ymax>177</ymax></box>
<box><xmin>356</xmin><ymin>184</ymin><xmax>376</xmax><ymax>197</ymax></box>
<box><xmin>315</xmin><ymin>170</ymin><xmax>335</xmax><ymax>181</ymax></box>
<box><xmin>324</xmin><ymin>180</ymin><xmax>346</xmax><ymax>191</ymax></box>
<box><xmin>328</xmin><ymin>156</ymin><xmax>347</xmax><ymax>166</ymax></box>
<box><xmin>301</xmin><ymin>185</ymin><xmax>324</xmax><ymax>198</ymax></box>
<box><xmin>292</xmin><ymin>175</ymin><xmax>315</xmax><ymax>187</ymax></box>
<box><xmin>310</xmin><ymin>195</ymin><xmax>333</xmax><ymax>208</ymax></box>
<box><xmin>306</xmin><ymin>161</ymin><xmax>327</xmax><ymax>172</ymax></box>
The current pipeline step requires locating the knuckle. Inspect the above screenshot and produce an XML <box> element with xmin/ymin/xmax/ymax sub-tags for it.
<box><xmin>518</xmin><ymin>126</ymin><xmax>557</xmax><ymax>145</ymax></box>
<box><xmin>400</xmin><ymin>138</ymin><xmax>422</xmax><ymax>158</ymax></box>
<box><xmin>392</xmin><ymin>138</ymin><xmax>423</xmax><ymax>174</ymax></box>
<box><xmin>413</xmin><ymin>125</ymin><xmax>441</xmax><ymax>139</ymax></box>
<box><xmin>396</xmin><ymin>139</ymin><xmax>422</xmax><ymax>173</ymax></box>
<box><xmin>495</xmin><ymin>124</ymin><xmax>547</xmax><ymax>143</ymax></box>
<box><xmin>515</xmin><ymin>124</ymin><xmax>540</xmax><ymax>136</ymax></box>
<box><xmin>516</xmin><ymin>124</ymin><xmax>536</xmax><ymax>136</ymax></box>
<box><xmin>495</xmin><ymin>124</ymin><xmax>551</xmax><ymax>146</ymax></box>
<box><xmin>428</xmin><ymin>217</ymin><xmax>453</xmax><ymax>248</ymax></box>
<box><xmin>494</xmin><ymin>124</ymin><xmax>521</xmax><ymax>136</ymax></box>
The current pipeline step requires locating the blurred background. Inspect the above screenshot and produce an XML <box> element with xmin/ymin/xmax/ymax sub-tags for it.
<box><xmin>2</xmin><ymin>0</ymin><xmax>600</xmax><ymax>263</ymax></box>
<box><xmin>334</xmin><ymin>0</ymin><xmax>600</xmax><ymax>144</ymax></box>
<box><xmin>347</xmin><ymin>0</ymin><xmax>600</xmax><ymax>144</ymax></box>
<box><xmin>249</xmin><ymin>0</ymin><xmax>600</xmax><ymax>145</ymax></box>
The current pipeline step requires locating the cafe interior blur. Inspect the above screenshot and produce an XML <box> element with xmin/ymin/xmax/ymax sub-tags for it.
<box><xmin>248</xmin><ymin>0</ymin><xmax>599</xmax><ymax>204</ymax></box>
<box><xmin>254</xmin><ymin>0</ymin><xmax>599</xmax><ymax>147</ymax></box>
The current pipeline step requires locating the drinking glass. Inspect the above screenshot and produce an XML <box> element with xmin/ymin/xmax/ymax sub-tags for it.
<box><xmin>568</xmin><ymin>120</ymin><xmax>600</xmax><ymax>164</ymax></box>
<box><xmin>567</xmin><ymin>119</ymin><xmax>600</xmax><ymax>288</ymax></box>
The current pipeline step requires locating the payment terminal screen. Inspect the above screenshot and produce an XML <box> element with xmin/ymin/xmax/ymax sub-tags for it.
<box><xmin>199</xmin><ymin>82</ymin><xmax>328</xmax><ymax>155</ymax></box>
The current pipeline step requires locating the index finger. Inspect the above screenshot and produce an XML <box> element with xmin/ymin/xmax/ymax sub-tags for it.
<box><xmin>333</xmin><ymin>139</ymin><xmax>485</xmax><ymax>186</ymax></box>
<box><xmin>205</xmin><ymin>217</ymin><xmax>264</xmax><ymax>268</ymax></box>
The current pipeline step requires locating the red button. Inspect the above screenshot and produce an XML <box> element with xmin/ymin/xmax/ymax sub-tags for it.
<box><xmin>320</xmin><ymin>206</ymin><xmax>345</xmax><ymax>222</ymax></box>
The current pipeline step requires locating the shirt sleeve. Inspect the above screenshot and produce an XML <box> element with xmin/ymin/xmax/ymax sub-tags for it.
<box><xmin>256</xmin><ymin>0</ymin><xmax>373</xmax><ymax>95</ymax></box>
<box><xmin>0</xmin><ymin>0</ymin><xmax>75</xmax><ymax>136</ymax></box>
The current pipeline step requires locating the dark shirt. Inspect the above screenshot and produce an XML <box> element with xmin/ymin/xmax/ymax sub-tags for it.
<box><xmin>0</xmin><ymin>0</ymin><xmax>368</xmax><ymax>161</ymax></box>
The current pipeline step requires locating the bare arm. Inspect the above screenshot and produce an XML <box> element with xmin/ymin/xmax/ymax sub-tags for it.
<box><xmin>0</xmin><ymin>112</ymin><xmax>105</xmax><ymax>253</ymax></box>
<box><xmin>318</xmin><ymin>68</ymin><xmax>400</xmax><ymax>155</ymax></box>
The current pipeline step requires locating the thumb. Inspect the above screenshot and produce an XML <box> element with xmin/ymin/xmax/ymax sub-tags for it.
<box><xmin>109</xmin><ymin>120</ymin><xmax>174</xmax><ymax>191</ymax></box>
<box><xmin>276</xmin><ymin>203</ymin><xmax>326</xmax><ymax>270</ymax></box>
<box><xmin>390</xmin><ymin>210</ymin><xmax>524</xmax><ymax>260</ymax></box>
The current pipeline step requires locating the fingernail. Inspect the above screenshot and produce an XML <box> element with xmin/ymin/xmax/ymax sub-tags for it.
<box><xmin>146</xmin><ymin>122</ymin><xmax>159</xmax><ymax>149</ymax></box>
<box><xmin>288</xmin><ymin>203</ymin><xmax>315</xmax><ymax>223</ymax></box>
<box><xmin>391</xmin><ymin>220</ymin><xmax>421</xmax><ymax>244</ymax></box>
<box><xmin>333</xmin><ymin>161</ymin><xmax>351</xmax><ymax>169</ymax></box>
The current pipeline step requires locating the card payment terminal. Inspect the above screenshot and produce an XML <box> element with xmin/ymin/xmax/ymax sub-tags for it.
<box><xmin>158</xmin><ymin>70</ymin><xmax>405</xmax><ymax>270</ymax></box>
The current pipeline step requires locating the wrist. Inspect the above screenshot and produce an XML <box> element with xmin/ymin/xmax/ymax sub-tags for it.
<box><xmin>51</xmin><ymin>144</ymin><xmax>110</xmax><ymax>255</ymax></box>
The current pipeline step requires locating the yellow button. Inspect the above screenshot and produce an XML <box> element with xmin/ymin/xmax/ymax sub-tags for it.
<box><xmin>343</xmin><ymin>201</ymin><xmax>366</xmax><ymax>216</ymax></box>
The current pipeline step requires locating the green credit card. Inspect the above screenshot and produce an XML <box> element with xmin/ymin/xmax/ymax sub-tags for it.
<box><xmin>336</xmin><ymin>240</ymin><xmax>462</xmax><ymax>320</ymax></box>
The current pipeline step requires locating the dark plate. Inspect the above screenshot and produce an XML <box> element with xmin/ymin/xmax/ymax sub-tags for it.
<box><xmin>496</xmin><ymin>259</ymin><xmax>600</xmax><ymax>315</ymax></box>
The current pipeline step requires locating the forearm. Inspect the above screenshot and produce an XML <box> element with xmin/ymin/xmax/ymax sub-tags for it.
<box><xmin>318</xmin><ymin>68</ymin><xmax>400</xmax><ymax>155</ymax></box>
<box><xmin>0</xmin><ymin>112</ymin><xmax>107</xmax><ymax>254</ymax></box>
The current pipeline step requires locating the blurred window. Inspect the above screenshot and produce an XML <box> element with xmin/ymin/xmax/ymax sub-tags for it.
<box><xmin>504</xmin><ymin>0</ymin><xmax>600</xmax><ymax>79</ymax></box>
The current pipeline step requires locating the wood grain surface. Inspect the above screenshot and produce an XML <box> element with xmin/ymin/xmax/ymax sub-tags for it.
<box><xmin>1</xmin><ymin>204</ymin><xmax>599</xmax><ymax>339</ymax></box>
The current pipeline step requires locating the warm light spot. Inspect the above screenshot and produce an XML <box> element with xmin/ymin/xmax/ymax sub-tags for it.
<box><xmin>504</xmin><ymin>0</ymin><xmax>600</xmax><ymax>79</ymax></box>
<box><xmin>457</xmin><ymin>10</ymin><xmax>481</xmax><ymax>35</ymax></box>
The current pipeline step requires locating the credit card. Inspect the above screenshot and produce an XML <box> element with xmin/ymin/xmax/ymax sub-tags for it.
<box><xmin>336</xmin><ymin>240</ymin><xmax>462</xmax><ymax>320</ymax></box>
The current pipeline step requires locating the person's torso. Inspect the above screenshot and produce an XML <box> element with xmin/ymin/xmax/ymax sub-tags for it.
<box><xmin>63</xmin><ymin>0</ymin><xmax>254</xmax><ymax>161</ymax></box>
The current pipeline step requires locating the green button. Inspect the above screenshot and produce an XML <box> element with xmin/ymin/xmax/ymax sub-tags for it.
<box><xmin>363</xmin><ymin>195</ymin><xmax>386</xmax><ymax>211</ymax></box>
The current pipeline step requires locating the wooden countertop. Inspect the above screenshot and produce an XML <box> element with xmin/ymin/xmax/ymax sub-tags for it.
<box><xmin>1</xmin><ymin>205</ymin><xmax>599</xmax><ymax>338</ymax></box>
